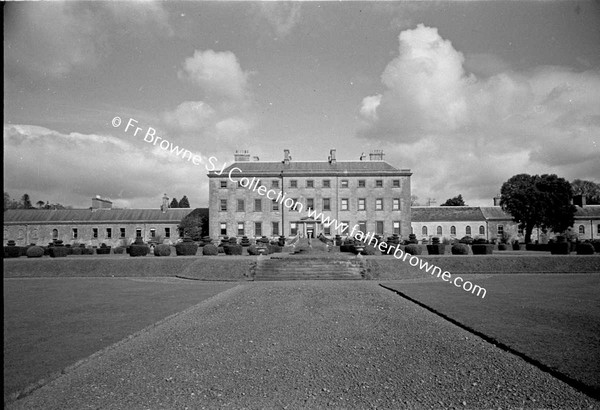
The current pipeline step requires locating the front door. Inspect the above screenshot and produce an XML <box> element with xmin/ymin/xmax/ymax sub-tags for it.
<box><xmin>306</xmin><ymin>223</ymin><xmax>315</xmax><ymax>238</ymax></box>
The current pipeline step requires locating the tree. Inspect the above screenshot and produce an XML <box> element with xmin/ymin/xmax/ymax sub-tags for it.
<box><xmin>500</xmin><ymin>174</ymin><xmax>576</xmax><ymax>243</ymax></box>
<box><xmin>36</xmin><ymin>200</ymin><xmax>45</xmax><ymax>209</ymax></box>
<box><xmin>169</xmin><ymin>198</ymin><xmax>179</xmax><ymax>208</ymax></box>
<box><xmin>571</xmin><ymin>179</ymin><xmax>600</xmax><ymax>205</ymax></box>
<box><xmin>410</xmin><ymin>195</ymin><xmax>420</xmax><ymax>206</ymax></box>
<box><xmin>21</xmin><ymin>194</ymin><xmax>33</xmax><ymax>209</ymax></box>
<box><xmin>178</xmin><ymin>208</ymin><xmax>205</xmax><ymax>241</ymax></box>
<box><xmin>178</xmin><ymin>195</ymin><xmax>190</xmax><ymax>208</ymax></box>
<box><xmin>4</xmin><ymin>192</ymin><xmax>22</xmax><ymax>211</ymax></box>
<box><xmin>441</xmin><ymin>194</ymin><xmax>466</xmax><ymax>206</ymax></box>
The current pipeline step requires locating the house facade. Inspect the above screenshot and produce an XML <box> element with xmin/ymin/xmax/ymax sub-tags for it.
<box><xmin>3</xmin><ymin>196</ymin><xmax>195</xmax><ymax>247</ymax></box>
<box><xmin>208</xmin><ymin>149</ymin><xmax>412</xmax><ymax>239</ymax></box>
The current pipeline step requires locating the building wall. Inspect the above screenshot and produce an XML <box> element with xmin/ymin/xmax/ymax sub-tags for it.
<box><xmin>3</xmin><ymin>222</ymin><xmax>181</xmax><ymax>247</ymax></box>
<box><xmin>209</xmin><ymin>172</ymin><xmax>411</xmax><ymax>239</ymax></box>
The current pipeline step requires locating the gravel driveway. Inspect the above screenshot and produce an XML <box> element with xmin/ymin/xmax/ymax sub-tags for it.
<box><xmin>8</xmin><ymin>282</ymin><xmax>599</xmax><ymax>409</ymax></box>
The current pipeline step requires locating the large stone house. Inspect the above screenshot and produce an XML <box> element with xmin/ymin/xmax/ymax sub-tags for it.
<box><xmin>208</xmin><ymin>149</ymin><xmax>412</xmax><ymax>239</ymax></box>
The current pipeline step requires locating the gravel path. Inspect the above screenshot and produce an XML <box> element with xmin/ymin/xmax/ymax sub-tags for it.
<box><xmin>9</xmin><ymin>282</ymin><xmax>599</xmax><ymax>409</ymax></box>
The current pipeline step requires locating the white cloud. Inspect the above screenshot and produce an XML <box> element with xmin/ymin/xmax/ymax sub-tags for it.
<box><xmin>358</xmin><ymin>24</ymin><xmax>600</xmax><ymax>205</ymax></box>
<box><xmin>256</xmin><ymin>2</ymin><xmax>302</xmax><ymax>38</ymax></box>
<box><xmin>3</xmin><ymin>124</ymin><xmax>210</xmax><ymax>208</ymax></box>
<box><xmin>178</xmin><ymin>50</ymin><xmax>250</xmax><ymax>103</ymax></box>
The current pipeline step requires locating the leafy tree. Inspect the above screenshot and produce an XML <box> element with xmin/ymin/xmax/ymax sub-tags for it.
<box><xmin>571</xmin><ymin>179</ymin><xmax>600</xmax><ymax>205</ymax></box>
<box><xmin>36</xmin><ymin>200</ymin><xmax>45</xmax><ymax>209</ymax></box>
<box><xmin>21</xmin><ymin>194</ymin><xmax>33</xmax><ymax>209</ymax></box>
<box><xmin>410</xmin><ymin>195</ymin><xmax>420</xmax><ymax>206</ymax></box>
<box><xmin>441</xmin><ymin>194</ymin><xmax>466</xmax><ymax>206</ymax></box>
<box><xmin>169</xmin><ymin>198</ymin><xmax>179</xmax><ymax>208</ymax></box>
<box><xmin>178</xmin><ymin>208</ymin><xmax>205</xmax><ymax>241</ymax></box>
<box><xmin>179</xmin><ymin>195</ymin><xmax>190</xmax><ymax>208</ymax></box>
<box><xmin>500</xmin><ymin>174</ymin><xmax>576</xmax><ymax>243</ymax></box>
<box><xmin>4</xmin><ymin>192</ymin><xmax>23</xmax><ymax>210</ymax></box>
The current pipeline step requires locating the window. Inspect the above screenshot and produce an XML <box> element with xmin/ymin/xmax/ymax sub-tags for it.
<box><xmin>292</xmin><ymin>198</ymin><xmax>300</xmax><ymax>211</ymax></box>
<box><xmin>306</xmin><ymin>180</ymin><xmax>314</xmax><ymax>188</ymax></box>
<box><xmin>220</xmin><ymin>199</ymin><xmax>227</xmax><ymax>211</ymax></box>
<box><xmin>341</xmin><ymin>198</ymin><xmax>349</xmax><ymax>211</ymax></box>
<box><xmin>120</xmin><ymin>228</ymin><xmax>126</xmax><ymax>238</ymax></box>
<box><xmin>323</xmin><ymin>198</ymin><xmax>331</xmax><ymax>211</ymax></box>
<box><xmin>375</xmin><ymin>180</ymin><xmax>383</xmax><ymax>187</ymax></box>
<box><xmin>479</xmin><ymin>225</ymin><xmax>485</xmax><ymax>235</ymax></box>
<box><xmin>52</xmin><ymin>229</ymin><xmax>59</xmax><ymax>239</ymax></box>
<box><xmin>220</xmin><ymin>223</ymin><xmax>227</xmax><ymax>235</ymax></box>
<box><xmin>497</xmin><ymin>225</ymin><xmax>504</xmax><ymax>237</ymax></box>
<box><xmin>272</xmin><ymin>180</ymin><xmax>279</xmax><ymax>189</ymax></box>
<box><xmin>92</xmin><ymin>228</ymin><xmax>98</xmax><ymax>238</ymax></box>
<box><xmin>254</xmin><ymin>198</ymin><xmax>262</xmax><ymax>212</ymax></box>
<box><xmin>578</xmin><ymin>225</ymin><xmax>585</xmax><ymax>234</ymax></box>
<box><xmin>323</xmin><ymin>179</ymin><xmax>331</xmax><ymax>188</ymax></box>
<box><xmin>341</xmin><ymin>180</ymin><xmax>349</xmax><ymax>188</ymax></box>
<box><xmin>376</xmin><ymin>221</ymin><xmax>384</xmax><ymax>235</ymax></box>
<box><xmin>375</xmin><ymin>198</ymin><xmax>383</xmax><ymax>210</ymax></box>
<box><xmin>306</xmin><ymin>198</ymin><xmax>314</xmax><ymax>210</ymax></box>
<box><xmin>272</xmin><ymin>200</ymin><xmax>279</xmax><ymax>211</ymax></box>
<box><xmin>422</xmin><ymin>226</ymin><xmax>428</xmax><ymax>236</ymax></box>
<box><xmin>358</xmin><ymin>180</ymin><xmax>366</xmax><ymax>188</ymax></box>
<box><xmin>393</xmin><ymin>179</ymin><xmax>400</xmax><ymax>188</ymax></box>
<box><xmin>465</xmin><ymin>226</ymin><xmax>471</xmax><ymax>236</ymax></box>
<box><xmin>290</xmin><ymin>222</ymin><xmax>298</xmax><ymax>235</ymax></box>
<box><xmin>450</xmin><ymin>226</ymin><xmax>456</xmax><ymax>235</ymax></box>
<box><xmin>237</xmin><ymin>199</ymin><xmax>244</xmax><ymax>212</ymax></box>
<box><xmin>72</xmin><ymin>228</ymin><xmax>78</xmax><ymax>239</ymax></box>
<box><xmin>341</xmin><ymin>221</ymin><xmax>350</xmax><ymax>234</ymax></box>
<box><xmin>150</xmin><ymin>229</ymin><xmax>156</xmax><ymax>238</ymax></box>
<box><xmin>290</xmin><ymin>180</ymin><xmax>298</xmax><ymax>188</ymax></box>
<box><xmin>437</xmin><ymin>226</ymin><xmax>442</xmax><ymax>235</ymax></box>
<box><xmin>393</xmin><ymin>221</ymin><xmax>401</xmax><ymax>235</ymax></box>
<box><xmin>358</xmin><ymin>198</ymin><xmax>366</xmax><ymax>211</ymax></box>
<box><xmin>106</xmin><ymin>228</ymin><xmax>112</xmax><ymax>238</ymax></box>
<box><xmin>255</xmin><ymin>222</ymin><xmax>262</xmax><ymax>236</ymax></box>
<box><xmin>164</xmin><ymin>228</ymin><xmax>170</xmax><ymax>238</ymax></box>
<box><xmin>358</xmin><ymin>221</ymin><xmax>367</xmax><ymax>235</ymax></box>
<box><xmin>136</xmin><ymin>228</ymin><xmax>142</xmax><ymax>238</ymax></box>
<box><xmin>272</xmin><ymin>222</ymin><xmax>279</xmax><ymax>236</ymax></box>
<box><xmin>238</xmin><ymin>222</ymin><xmax>245</xmax><ymax>236</ymax></box>
<box><xmin>220</xmin><ymin>180</ymin><xmax>227</xmax><ymax>188</ymax></box>
<box><xmin>324</xmin><ymin>225</ymin><xmax>331</xmax><ymax>236</ymax></box>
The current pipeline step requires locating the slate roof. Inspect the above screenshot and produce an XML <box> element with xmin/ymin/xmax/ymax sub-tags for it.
<box><xmin>3</xmin><ymin>209</ymin><xmax>194</xmax><ymax>224</ymax></box>
<box><xmin>411</xmin><ymin>207</ymin><xmax>486</xmax><ymax>222</ymax></box>
<box><xmin>574</xmin><ymin>205</ymin><xmax>600</xmax><ymax>219</ymax></box>
<box><xmin>479</xmin><ymin>207</ymin><xmax>514</xmax><ymax>220</ymax></box>
<box><xmin>212</xmin><ymin>161</ymin><xmax>411</xmax><ymax>177</ymax></box>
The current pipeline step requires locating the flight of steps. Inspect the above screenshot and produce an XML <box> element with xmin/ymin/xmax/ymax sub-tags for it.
<box><xmin>253</xmin><ymin>256</ymin><xmax>365</xmax><ymax>281</ymax></box>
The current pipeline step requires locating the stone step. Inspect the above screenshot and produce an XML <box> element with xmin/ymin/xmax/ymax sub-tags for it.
<box><xmin>254</xmin><ymin>257</ymin><xmax>365</xmax><ymax>281</ymax></box>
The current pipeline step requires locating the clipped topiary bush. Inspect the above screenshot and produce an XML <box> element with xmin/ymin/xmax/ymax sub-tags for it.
<box><xmin>129</xmin><ymin>237</ymin><xmax>149</xmax><ymax>257</ymax></box>
<box><xmin>113</xmin><ymin>246</ymin><xmax>125</xmax><ymax>254</ymax></box>
<box><xmin>576</xmin><ymin>242</ymin><xmax>595</xmax><ymax>255</ymax></box>
<box><xmin>225</xmin><ymin>244</ymin><xmax>243</xmax><ymax>255</ymax></box>
<box><xmin>498</xmin><ymin>244</ymin><xmax>508</xmax><ymax>251</ymax></box>
<box><xmin>26</xmin><ymin>246</ymin><xmax>44</xmax><ymax>258</ymax></box>
<box><xmin>240</xmin><ymin>236</ymin><xmax>251</xmax><ymax>247</ymax></box>
<box><xmin>267</xmin><ymin>244</ymin><xmax>282</xmax><ymax>254</ymax></box>
<box><xmin>203</xmin><ymin>243</ymin><xmax>218</xmax><ymax>256</ymax></box>
<box><xmin>512</xmin><ymin>242</ymin><xmax>521</xmax><ymax>251</ymax></box>
<box><xmin>427</xmin><ymin>237</ymin><xmax>445</xmax><ymax>255</ymax></box>
<box><xmin>451</xmin><ymin>243</ymin><xmax>469</xmax><ymax>255</ymax></box>
<box><xmin>154</xmin><ymin>244</ymin><xmax>171</xmax><ymax>256</ymax></box>
<box><xmin>71</xmin><ymin>247</ymin><xmax>83</xmax><ymax>255</ymax></box>
<box><xmin>176</xmin><ymin>237</ymin><xmax>198</xmax><ymax>256</ymax></box>
<box><xmin>407</xmin><ymin>234</ymin><xmax>418</xmax><ymax>244</ymax></box>
<box><xmin>4</xmin><ymin>240</ymin><xmax>22</xmax><ymax>258</ymax></box>
<box><xmin>472</xmin><ymin>243</ymin><xmax>494</xmax><ymax>255</ymax></box>
<box><xmin>550</xmin><ymin>239</ymin><xmax>570</xmax><ymax>255</ymax></box>
<box><xmin>96</xmin><ymin>243</ymin><xmax>111</xmax><ymax>255</ymax></box>
<box><xmin>405</xmin><ymin>244</ymin><xmax>422</xmax><ymax>255</ymax></box>
<box><xmin>49</xmin><ymin>240</ymin><xmax>69</xmax><ymax>258</ymax></box>
<box><xmin>247</xmin><ymin>244</ymin><xmax>259</xmax><ymax>255</ymax></box>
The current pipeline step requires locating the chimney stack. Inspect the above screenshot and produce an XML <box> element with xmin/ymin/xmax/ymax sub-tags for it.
<box><xmin>493</xmin><ymin>195</ymin><xmax>501</xmax><ymax>206</ymax></box>
<box><xmin>369</xmin><ymin>149</ymin><xmax>384</xmax><ymax>161</ymax></box>
<box><xmin>283</xmin><ymin>149</ymin><xmax>291</xmax><ymax>165</ymax></box>
<box><xmin>234</xmin><ymin>150</ymin><xmax>251</xmax><ymax>162</ymax></box>
<box><xmin>328</xmin><ymin>148</ymin><xmax>336</xmax><ymax>164</ymax></box>
<box><xmin>161</xmin><ymin>194</ymin><xmax>169</xmax><ymax>213</ymax></box>
<box><xmin>573</xmin><ymin>194</ymin><xmax>586</xmax><ymax>207</ymax></box>
<box><xmin>91</xmin><ymin>196</ymin><xmax>112</xmax><ymax>210</ymax></box>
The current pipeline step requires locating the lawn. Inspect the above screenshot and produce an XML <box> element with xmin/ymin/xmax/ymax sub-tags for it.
<box><xmin>381</xmin><ymin>273</ymin><xmax>600</xmax><ymax>400</ymax></box>
<box><xmin>3</xmin><ymin>277</ymin><xmax>238</xmax><ymax>403</ymax></box>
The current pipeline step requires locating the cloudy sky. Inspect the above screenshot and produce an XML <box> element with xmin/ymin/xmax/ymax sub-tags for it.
<box><xmin>4</xmin><ymin>1</ymin><xmax>600</xmax><ymax>209</ymax></box>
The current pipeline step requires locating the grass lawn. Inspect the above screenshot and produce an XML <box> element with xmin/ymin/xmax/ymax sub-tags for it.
<box><xmin>3</xmin><ymin>277</ymin><xmax>238</xmax><ymax>402</ymax></box>
<box><xmin>381</xmin><ymin>273</ymin><xmax>600</xmax><ymax>399</ymax></box>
